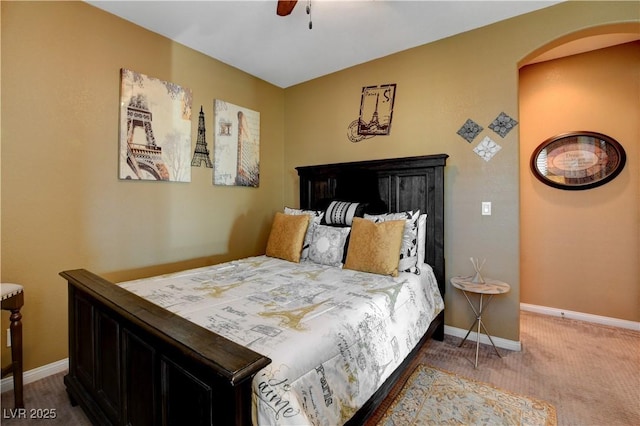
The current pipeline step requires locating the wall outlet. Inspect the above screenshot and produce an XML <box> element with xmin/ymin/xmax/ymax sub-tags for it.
<box><xmin>482</xmin><ymin>201</ymin><xmax>492</xmax><ymax>216</ymax></box>
<box><xmin>6</xmin><ymin>328</ymin><xmax>10</xmax><ymax>347</ymax></box>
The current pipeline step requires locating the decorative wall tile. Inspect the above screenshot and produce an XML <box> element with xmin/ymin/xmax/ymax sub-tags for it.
<box><xmin>474</xmin><ymin>136</ymin><xmax>502</xmax><ymax>161</ymax></box>
<box><xmin>457</xmin><ymin>119</ymin><xmax>483</xmax><ymax>143</ymax></box>
<box><xmin>489</xmin><ymin>112</ymin><xmax>518</xmax><ymax>138</ymax></box>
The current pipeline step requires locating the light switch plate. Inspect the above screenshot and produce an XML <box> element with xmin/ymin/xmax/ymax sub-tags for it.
<box><xmin>482</xmin><ymin>202</ymin><xmax>492</xmax><ymax>215</ymax></box>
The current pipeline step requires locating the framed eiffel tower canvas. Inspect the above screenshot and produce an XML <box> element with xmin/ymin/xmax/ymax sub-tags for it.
<box><xmin>213</xmin><ymin>99</ymin><xmax>260</xmax><ymax>187</ymax></box>
<box><xmin>119</xmin><ymin>68</ymin><xmax>193</xmax><ymax>182</ymax></box>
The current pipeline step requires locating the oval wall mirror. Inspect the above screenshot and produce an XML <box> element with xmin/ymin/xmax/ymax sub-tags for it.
<box><xmin>530</xmin><ymin>131</ymin><xmax>626</xmax><ymax>190</ymax></box>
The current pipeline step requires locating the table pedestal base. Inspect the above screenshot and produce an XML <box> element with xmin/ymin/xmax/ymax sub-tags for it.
<box><xmin>458</xmin><ymin>293</ymin><xmax>502</xmax><ymax>368</ymax></box>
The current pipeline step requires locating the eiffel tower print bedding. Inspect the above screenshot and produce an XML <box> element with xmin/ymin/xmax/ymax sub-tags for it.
<box><xmin>119</xmin><ymin>255</ymin><xmax>444</xmax><ymax>425</ymax></box>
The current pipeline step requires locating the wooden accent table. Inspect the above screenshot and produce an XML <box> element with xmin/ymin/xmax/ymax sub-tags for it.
<box><xmin>450</xmin><ymin>276</ymin><xmax>510</xmax><ymax>368</ymax></box>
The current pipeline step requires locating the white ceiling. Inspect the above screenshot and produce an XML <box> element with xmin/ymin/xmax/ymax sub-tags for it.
<box><xmin>87</xmin><ymin>0</ymin><xmax>569</xmax><ymax>88</ymax></box>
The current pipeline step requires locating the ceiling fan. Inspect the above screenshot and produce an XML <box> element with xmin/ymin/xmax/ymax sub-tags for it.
<box><xmin>277</xmin><ymin>0</ymin><xmax>313</xmax><ymax>29</ymax></box>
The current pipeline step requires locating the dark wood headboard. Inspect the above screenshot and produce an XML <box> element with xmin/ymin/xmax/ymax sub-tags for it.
<box><xmin>296</xmin><ymin>154</ymin><xmax>448</xmax><ymax>296</ymax></box>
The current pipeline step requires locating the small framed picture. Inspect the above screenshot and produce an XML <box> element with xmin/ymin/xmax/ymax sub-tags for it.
<box><xmin>358</xmin><ymin>84</ymin><xmax>396</xmax><ymax>136</ymax></box>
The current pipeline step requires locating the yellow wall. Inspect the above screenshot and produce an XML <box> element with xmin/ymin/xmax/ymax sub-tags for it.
<box><xmin>1</xmin><ymin>1</ymin><xmax>285</xmax><ymax>370</ymax></box>
<box><xmin>520</xmin><ymin>41</ymin><xmax>639</xmax><ymax>321</ymax></box>
<box><xmin>283</xmin><ymin>1</ymin><xmax>639</xmax><ymax>341</ymax></box>
<box><xmin>1</xmin><ymin>1</ymin><xmax>638</xmax><ymax>374</ymax></box>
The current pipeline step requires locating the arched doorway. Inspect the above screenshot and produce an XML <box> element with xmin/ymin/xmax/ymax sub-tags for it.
<box><xmin>517</xmin><ymin>24</ymin><xmax>639</xmax><ymax>326</ymax></box>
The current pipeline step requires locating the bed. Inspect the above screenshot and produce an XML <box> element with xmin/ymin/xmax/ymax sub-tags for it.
<box><xmin>60</xmin><ymin>154</ymin><xmax>448</xmax><ymax>425</ymax></box>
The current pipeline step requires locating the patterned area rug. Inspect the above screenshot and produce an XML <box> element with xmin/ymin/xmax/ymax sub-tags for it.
<box><xmin>378</xmin><ymin>365</ymin><xmax>557</xmax><ymax>426</ymax></box>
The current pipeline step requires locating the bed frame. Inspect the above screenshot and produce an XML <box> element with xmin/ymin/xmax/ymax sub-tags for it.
<box><xmin>60</xmin><ymin>154</ymin><xmax>448</xmax><ymax>425</ymax></box>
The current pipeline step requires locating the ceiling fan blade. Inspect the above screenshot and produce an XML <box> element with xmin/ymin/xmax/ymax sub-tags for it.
<box><xmin>277</xmin><ymin>0</ymin><xmax>298</xmax><ymax>16</ymax></box>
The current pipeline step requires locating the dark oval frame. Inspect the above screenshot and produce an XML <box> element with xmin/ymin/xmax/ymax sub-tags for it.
<box><xmin>530</xmin><ymin>131</ymin><xmax>626</xmax><ymax>190</ymax></box>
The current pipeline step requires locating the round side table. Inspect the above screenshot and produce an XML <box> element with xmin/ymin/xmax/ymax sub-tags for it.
<box><xmin>450</xmin><ymin>276</ymin><xmax>510</xmax><ymax>368</ymax></box>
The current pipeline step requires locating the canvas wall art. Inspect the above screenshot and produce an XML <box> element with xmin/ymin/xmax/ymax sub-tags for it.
<box><xmin>119</xmin><ymin>68</ymin><xmax>192</xmax><ymax>182</ymax></box>
<box><xmin>213</xmin><ymin>99</ymin><xmax>260</xmax><ymax>187</ymax></box>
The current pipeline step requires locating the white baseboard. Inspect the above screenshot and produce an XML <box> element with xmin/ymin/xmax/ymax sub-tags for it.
<box><xmin>520</xmin><ymin>303</ymin><xmax>640</xmax><ymax>331</ymax></box>
<box><xmin>1</xmin><ymin>358</ymin><xmax>68</xmax><ymax>394</ymax></box>
<box><xmin>444</xmin><ymin>325</ymin><xmax>522</xmax><ymax>352</ymax></box>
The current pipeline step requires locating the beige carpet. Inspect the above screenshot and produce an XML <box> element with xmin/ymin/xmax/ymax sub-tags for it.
<box><xmin>378</xmin><ymin>364</ymin><xmax>556</xmax><ymax>425</ymax></box>
<box><xmin>368</xmin><ymin>311</ymin><xmax>640</xmax><ymax>426</ymax></box>
<box><xmin>2</xmin><ymin>311</ymin><xmax>639</xmax><ymax>425</ymax></box>
<box><xmin>0</xmin><ymin>374</ymin><xmax>90</xmax><ymax>425</ymax></box>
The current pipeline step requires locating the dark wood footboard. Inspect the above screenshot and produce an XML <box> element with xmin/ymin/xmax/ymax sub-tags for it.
<box><xmin>61</xmin><ymin>269</ymin><xmax>271</xmax><ymax>426</ymax></box>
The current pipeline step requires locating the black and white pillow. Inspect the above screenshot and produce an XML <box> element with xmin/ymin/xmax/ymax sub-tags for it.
<box><xmin>323</xmin><ymin>201</ymin><xmax>365</xmax><ymax>226</ymax></box>
<box><xmin>364</xmin><ymin>210</ymin><xmax>421</xmax><ymax>274</ymax></box>
<box><xmin>417</xmin><ymin>213</ymin><xmax>427</xmax><ymax>269</ymax></box>
<box><xmin>284</xmin><ymin>207</ymin><xmax>324</xmax><ymax>260</ymax></box>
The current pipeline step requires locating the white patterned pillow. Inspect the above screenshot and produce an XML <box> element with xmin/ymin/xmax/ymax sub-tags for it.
<box><xmin>308</xmin><ymin>225</ymin><xmax>351</xmax><ymax>267</ymax></box>
<box><xmin>284</xmin><ymin>207</ymin><xmax>324</xmax><ymax>260</ymax></box>
<box><xmin>323</xmin><ymin>201</ymin><xmax>363</xmax><ymax>226</ymax></box>
<box><xmin>364</xmin><ymin>210</ymin><xmax>421</xmax><ymax>274</ymax></box>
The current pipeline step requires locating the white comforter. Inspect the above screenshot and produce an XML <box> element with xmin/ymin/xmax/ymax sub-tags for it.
<box><xmin>119</xmin><ymin>255</ymin><xmax>444</xmax><ymax>425</ymax></box>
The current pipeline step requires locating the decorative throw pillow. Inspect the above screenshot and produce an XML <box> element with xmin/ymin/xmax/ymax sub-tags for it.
<box><xmin>308</xmin><ymin>225</ymin><xmax>351</xmax><ymax>267</ymax></box>
<box><xmin>265</xmin><ymin>212</ymin><xmax>310</xmax><ymax>263</ymax></box>
<box><xmin>284</xmin><ymin>207</ymin><xmax>324</xmax><ymax>260</ymax></box>
<box><xmin>365</xmin><ymin>210</ymin><xmax>421</xmax><ymax>274</ymax></box>
<box><xmin>417</xmin><ymin>213</ymin><xmax>427</xmax><ymax>268</ymax></box>
<box><xmin>323</xmin><ymin>201</ymin><xmax>365</xmax><ymax>226</ymax></box>
<box><xmin>344</xmin><ymin>217</ymin><xmax>405</xmax><ymax>277</ymax></box>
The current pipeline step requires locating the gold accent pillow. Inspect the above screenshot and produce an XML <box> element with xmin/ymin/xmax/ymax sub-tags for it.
<box><xmin>265</xmin><ymin>212</ymin><xmax>310</xmax><ymax>263</ymax></box>
<box><xmin>344</xmin><ymin>217</ymin><xmax>405</xmax><ymax>276</ymax></box>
